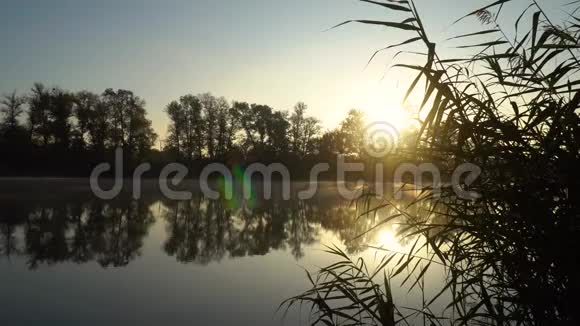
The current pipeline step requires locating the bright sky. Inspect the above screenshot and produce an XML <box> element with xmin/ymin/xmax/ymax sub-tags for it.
<box><xmin>0</xmin><ymin>0</ymin><xmax>568</xmax><ymax>139</ymax></box>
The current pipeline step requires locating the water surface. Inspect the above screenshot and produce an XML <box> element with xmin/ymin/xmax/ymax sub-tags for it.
<box><xmin>0</xmin><ymin>179</ymin><xmax>442</xmax><ymax>325</ymax></box>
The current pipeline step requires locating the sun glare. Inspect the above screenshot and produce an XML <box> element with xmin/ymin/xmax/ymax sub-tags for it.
<box><xmin>365</xmin><ymin>95</ymin><xmax>415</xmax><ymax>131</ymax></box>
<box><xmin>346</xmin><ymin>82</ymin><xmax>417</xmax><ymax>132</ymax></box>
<box><xmin>376</xmin><ymin>228</ymin><xmax>404</xmax><ymax>251</ymax></box>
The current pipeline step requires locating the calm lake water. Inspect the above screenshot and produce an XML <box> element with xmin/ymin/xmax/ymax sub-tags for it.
<box><xmin>0</xmin><ymin>179</ymin><xmax>446</xmax><ymax>325</ymax></box>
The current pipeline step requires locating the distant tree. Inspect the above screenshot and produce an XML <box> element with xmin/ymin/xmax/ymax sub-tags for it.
<box><xmin>165</xmin><ymin>100</ymin><xmax>185</xmax><ymax>156</ymax></box>
<box><xmin>129</xmin><ymin>108</ymin><xmax>157</xmax><ymax>158</ymax></box>
<box><xmin>216</xmin><ymin>97</ymin><xmax>232</xmax><ymax>157</ymax></box>
<box><xmin>198</xmin><ymin>93</ymin><xmax>218</xmax><ymax>159</ymax></box>
<box><xmin>0</xmin><ymin>91</ymin><xmax>28</xmax><ymax>147</ymax></box>
<box><xmin>28</xmin><ymin>83</ymin><xmax>52</xmax><ymax>146</ymax></box>
<box><xmin>0</xmin><ymin>91</ymin><xmax>25</xmax><ymax>131</ymax></box>
<box><xmin>232</xmin><ymin>101</ymin><xmax>255</xmax><ymax>150</ymax></box>
<box><xmin>228</xmin><ymin>102</ymin><xmax>290</xmax><ymax>155</ymax></box>
<box><xmin>301</xmin><ymin>117</ymin><xmax>321</xmax><ymax>156</ymax></box>
<box><xmin>251</xmin><ymin>104</ymin><xmax>272</xmax><ymax>147</ymax></box>
<box><xmin>89</xmin><ymin>100</ymin><xmax>111</xmax><ymax>154</ymax></box>
<box><xmin>266</xmin><ymin>110</ymin><xmax>290</xmax><ymax>153</ymax></box>
<box><xmin>340</xmin><ymin>109</ymin><xmax>365</xmax><ymax>156</ymax></box>
<box><xmin>319</xmin><ymin>129</ymin><xmax>346</xmax><ymax>156</ymax></box>
<box><xmin>180</xmin><ymin>95</ymin><xmax>205</xmax><ymax>160</ymax></box>
<box><xmin>289</xmin><ymin>102</ymin><xmax>307</xmax><ymax>154</ymax></box>
<box><xmin>1</xmin><ymin>83</ymin><xmax>165</xmax><ymax>176</ymax></box>
<box><xmin>289</xmin><ymin>102</ymin><xmax>321</xmax><ymax>157</ymax></box>
<box><xmin>48</xmin><ymin>88</ymin><xmax>74</xmax><ymax>151</ymax></box>
<box><xmin>73</xmin><ymin>91</ymin><xmax>100</xmax><ymax>150</ymax></box>
<box><xmin>166</xmin><ymin>94</ymin><xmax>227</xmax><ymax>160</ymax></box>
<box><xmin>102</xmin><ymin>89</ymin><xmax>157</xmax><ymax>158</ymax></box>
<box><xmin>102</xmin><ymin>88</ymin><xmax>131</xmax><ymax>148</ymax></box>
<box><xmin>226</xmin><ymin>104</ymin><xmax>241</xmax><ymax>152</ymax></box>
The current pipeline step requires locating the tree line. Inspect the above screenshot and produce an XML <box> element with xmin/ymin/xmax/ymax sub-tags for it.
<box><xmin>0</xmin><ymin>83</ymin><xmax>160</xmax><ymax>175</ymax></box>
<box><xmin>163</xmin><ymin>93</ymin><xmax>369</xmax><ymax>161</ymax></box>
<box><xmin>0</xmin><ymin>84</ymin><xmax>157</xmax><ymax>156</ymax></box>
<box><xmin>1</xmin><ymin>83</ymin><xmax>399</xmax><ymax>176</ymax></box>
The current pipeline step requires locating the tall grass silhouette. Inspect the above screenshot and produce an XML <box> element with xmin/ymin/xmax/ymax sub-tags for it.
<box><xmin>283</xmin><ymin>0</ymin><xmax>580</xmax><ymax>325</ymax></box>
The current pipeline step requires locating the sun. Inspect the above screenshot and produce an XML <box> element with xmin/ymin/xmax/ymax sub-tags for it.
<box><xmin>345</xmin><ymin>82</ymin><xmax>416</xmax><ymax>131</ymax></box>
<box><xmin>364</xmin><ymin>94</ymin><xmax>415</xmax><ymax>131</ymax></box>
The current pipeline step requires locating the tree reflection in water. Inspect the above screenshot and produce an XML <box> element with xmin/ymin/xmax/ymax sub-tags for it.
<box><xmin>0</xmin><ymin>188</ymin><xmax>430</xmax><ymax>268</ymax></box>
<box><xmin>0</xmin><ymin>197</ymin><xmax>154</xmax><ymax>269</ymax></box>
<box><xmin>161</xmin><ymin>195</ymin><xmax>320</xmax><ymax>263</ymax></box>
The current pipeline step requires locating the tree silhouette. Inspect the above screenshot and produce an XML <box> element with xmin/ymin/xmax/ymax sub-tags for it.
<box><xmin>1</xmin><ymin>82</ymin><xmax>413</xmax><ymax>177</ymax></box>
<box><xmin>0</xmin><ymin>91</ymin><xmax>27</xmax><ymax>145</ymax></box>
<box><xmin>289</xmin><ymin>102</ymin><xmax>307</xmax><ymax>154</ymax></box>
<box><xmin>165</xmin><ymin>100</ymin><xmax>186</xmax><ymax>155</ymax></box>
<box><xmin>166</xmin><ymin>93</ymin><xmax>239</xmax><ymax>160</ymax></box>
<box><xmin>301</xmin><ymin>116</ymin><xmax>321</xmax><ymax>156</ymax></box>
<box><xmin>198</xmin><ymin>93</ymin><xmax>218</xmax><ymax>159</ymax></box>
<box><xmin>48</xmin><ymin>88</ymin><xmax>74</xmax><ymax>151</ymax></box>
<box><xmin>28</xmin><ymin>83</ymin><xmax>52</xmax><ymax>147</ymax></box>
<box><xmin>1</xmin><ymin>91</ymin><xmax>25</xmax><ymax>131</ymax></box>
<box><xmin>215</xmin><ymin>96</ymin><xmax>233</xmax><ymax>157</ymax></box>
<box><xmin>266</xmin><ymin>110</ymin><xmax>290</xmax><ymax>153</ymax></box>
<box><xmin>319</xmin><ymin>129</ymin><xmax>346</xmax><ymax>157</ymax></box>
<box><xmin>232</xmin><ymin>101</ymin><xmax>255</xmax><ymax>151</ymax></box>
<box><xmin>102</xmin><ymin>88</ymin><xmax>157</xmax><ymax>158</ymax></box>
<box><xmin>73</xmin><ymin>91</ymin><xmax>101</xmax><ymax>150</ymax></box>
<box><xmin>340</xmin><ymin>109</ymin><xmax>365</xmax><ymax>156</ymax></box>
<box><xmin>288</xmin><ymin>102</ymin><xmax>321</xmax><ymax>157</ymax></box>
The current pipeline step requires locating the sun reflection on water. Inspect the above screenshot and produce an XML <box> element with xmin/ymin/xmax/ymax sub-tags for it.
<box><xmin>375</xmin><ymin>228</ymin><xmax>404</xmax><ymax>252</ymax></box>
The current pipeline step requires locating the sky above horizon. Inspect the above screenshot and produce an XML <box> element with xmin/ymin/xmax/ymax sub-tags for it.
<box><xmin>0</xmin><ymin>0</ymin><xmax>568</xmax><ymax>139</ymax></box>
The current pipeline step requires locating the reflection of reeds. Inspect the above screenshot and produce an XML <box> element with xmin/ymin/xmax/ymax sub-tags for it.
<box><xmin>286</xmin><ymin>0</ymin><xmax>580</xmax><ymax>324</ymax></box>
<box><xmin>280</xmin><ymin>245</ymin><xmax>399</xmax><ymax>326</ymax></box>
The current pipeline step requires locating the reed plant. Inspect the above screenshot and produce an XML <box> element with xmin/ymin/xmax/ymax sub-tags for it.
<box><xmin>283</xmin><ymin>0</ymin><xmax>580</xmax><ymax>325</ymax></box>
